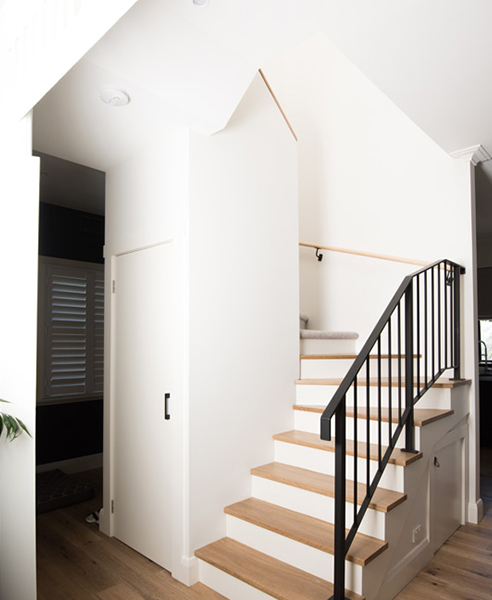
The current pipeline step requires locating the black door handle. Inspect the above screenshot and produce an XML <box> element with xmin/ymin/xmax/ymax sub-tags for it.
<box><xmin>164</xmin><ymin>393</ymin><xmax>171</xmax><ymax>420</ymax></box>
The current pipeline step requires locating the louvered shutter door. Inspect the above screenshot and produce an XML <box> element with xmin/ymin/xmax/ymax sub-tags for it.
<box><xmin>93</xmin><ymin>271</ymin><xmax>105</xmax><ymax>394</ymax></box>
<box><xmin>42</xmin><ymin>260</ymin><xmax>104</xmax><ymax>401</ymax></box>
<box><xmin>45</xmin><ymin>265</ymin><xmax>88</xmax><ymax>398</ymax></box>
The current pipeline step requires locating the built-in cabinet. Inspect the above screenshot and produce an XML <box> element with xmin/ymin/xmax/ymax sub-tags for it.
<box><xmin>430</xmin><ymin>436</ymin><xmax>463</xmax><ymax>550</ymax></box>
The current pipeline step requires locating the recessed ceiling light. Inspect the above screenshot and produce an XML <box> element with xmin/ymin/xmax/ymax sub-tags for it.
<box><xmin>100</xmin><ymin>87</ymin><xmax>130</xmax><ymax>106</ymax></box>
<box><xmin>193</xmin><ymin>0</ymin><xmax>209</xmax><ymax>7</ymax></box>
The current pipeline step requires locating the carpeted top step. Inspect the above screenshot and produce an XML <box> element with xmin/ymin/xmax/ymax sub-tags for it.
<box><xmin>300</xmin><ymin>329</ymin><xmax>359</xmax><ymax>340</ymax></box>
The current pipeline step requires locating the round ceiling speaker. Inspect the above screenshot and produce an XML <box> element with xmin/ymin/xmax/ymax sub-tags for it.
<box><xmin>100</xmin><ymin>88</ymin><xmax>130</xmax><ymax>106</ymax></box>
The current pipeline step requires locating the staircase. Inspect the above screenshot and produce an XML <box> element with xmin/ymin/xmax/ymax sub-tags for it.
<box><xmin>194</xmin><ymin>259</ymin><xmax>468</xmax><ymax>600</ymax></box>
<box><xmin>194</xmin><ymin>334</ymin><xmax>469</xmax><ymax>600</ymax></box>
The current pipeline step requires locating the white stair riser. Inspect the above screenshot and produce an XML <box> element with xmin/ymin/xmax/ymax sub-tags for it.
<box><xmin>198</xmin><ymin>559</ymin><xmax>277</xmax><ymax>600</ymax></box>
<box><xmin>225</xmin><ymin>515</ymin><xmax>364</xmax><ymax>594</ymax></box>
<box><xmin>273</xmin><ymin>441</ymin><xmax>404</xmax><ymax>492</ymax></box>
<box><xmin>300</xmin><ymin>338</ymin><xmax>357</xmax><ymax>355</ymax></box>
<box><xmin>301</xmin><ymin>358</ymin><xmax>405</xmax><ymax>379</ymax></box>
<box><xmin>251</xmin><ymin>475</ymin><xmax>387</xmax><ymax>540</ymax></box>
<box><xmin>300</xmin><ymin>358</ymin><xmax>454</xmax><ymax>380</ymax></box>
<box><xmin>295</xmin><ymin>383</ymin><xmax>452</xmax><ymax>409</ymax></box>
<box><xmin>293</xmin><ymin>410</ymin><xmax>419</xmax><ymax>448</ymax></box>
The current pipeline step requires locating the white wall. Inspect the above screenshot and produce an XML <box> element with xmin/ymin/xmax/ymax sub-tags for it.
<box><xmin>263</xmin><ymin>34</ymin><xmax>479</xmax><ymax>520</ymax></box>
<box><xmin>264</xmin><ymin>34</ymin><xmax>475</xmax><ymax>340</ymax></box>
<box><xmin>187</xmin><ymin>72</ymin><xmax>299</xmax><ymax>559</ymax></box>
<box><xmin>0</xmin><ymin>115</ymin><xmax>39</xmax><ymax>600</ymax></box>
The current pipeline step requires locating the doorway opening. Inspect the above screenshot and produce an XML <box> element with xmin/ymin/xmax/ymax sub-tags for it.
<box><xmin>34</xmin><ymin>151</ymin><xmax>105</xmax><ymax>518</ymax></box>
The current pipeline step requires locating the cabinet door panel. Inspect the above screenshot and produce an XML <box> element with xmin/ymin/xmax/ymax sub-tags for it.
<box><xmin>431</xmin><ymin>438</ymin><xmax>462</xmax><ymax>550</ymax></box>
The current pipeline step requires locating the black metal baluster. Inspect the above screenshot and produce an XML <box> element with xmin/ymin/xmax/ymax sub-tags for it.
<box><xmin>378</xmin><ymin>336</ymin><xmax>382</xmax><ymax>465</ymax></box>
<box><xmin>403</xmin><ymin>281</ymin><xmax>415</xmax><ymax>453</ymax></box>
<box><xmin>438</xmin><ymin>263</ymin><xmax>442</xmax><ymax>372</ymax></box>
<box><xmin>431</xmin><ymin>266</ymin><xmax>435</xmax><ymax>377</ymax></box>
<box><xmin>398</xmin><ymin>302</ymin><xmax>402</xmax><ymax>423</ymax></box>
<box><xmin>366</xmin><ymin>359</ymin><xmax>370</xmax><ymax>498</ymax></box>
<box><xmin>452</xmin><ymin>263</ymin><xmax>463</xmax><ymax>380</ymax></box>
<box><xmin>450</xmin><ymin>267</ymin><xmax>456</xmax><ymax>368</ymax></box>
<box><xmin>424</xmin><ymin>269</ymin><xmax>428</xmax><ymax>385</ymax></box>
<box><xmin>444</xmin><ymin>262</ymin><xmax>449</xmax><ymax>369</ymax></box>
<box><xmin>353</xmin><ymin>378</ymin><xmax>358</xmax><ymax>525</ymax></box>
<box><xmin>416</xmin><ymin>274</ymin><xmax>420</xmax><ymax>395</ymax></box>
<box><xmin>388</xmin><ymin>319</ymin><xmax>392</xmax><ymax>448</ymax></box>
<box><xmin>332</xmin><ymin>398</ymin><xmax>347</xmax><ymax>600</ymax></box>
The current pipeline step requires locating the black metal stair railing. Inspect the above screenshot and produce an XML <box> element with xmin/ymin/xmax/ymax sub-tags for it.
<box><xmin>320</xmin><ymin>259</ymin><xmax>465</xmax><ymax>600</ymax></box>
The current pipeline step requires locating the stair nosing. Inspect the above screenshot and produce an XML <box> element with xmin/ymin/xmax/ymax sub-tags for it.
<box><xmin>273</xmin><ymin>429</ymin><xmax>422</xmax><ymax>467</ymax></box>
<box><xmin>295</xmin><ymin>377</ymin><xmax>470</xmax><ymax>389</ymax></box>
<box><xmin>224</xmin><ymin>497</ymin><xmax>388</xmax><ymax>566</ymax></box>
<box><xmin>251</xmin><ymin>462</ymin><xmax>406</xmax><ymax>513</ymax></box>
<box><xmin>293</xmin><ymin>404</ymin><xmax>454</xmax><ymax>428</ymax></box>
<box><xmin>300</xmin><ymin>354</ymin><xmax>420</xmax><ymax>360</ymax></box>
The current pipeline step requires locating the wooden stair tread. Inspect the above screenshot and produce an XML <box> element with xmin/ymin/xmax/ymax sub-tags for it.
<box><xmin>251</xmin><ymin>462</ymin><xmax>406</xmax><ymax>513</ymax></box>
<box><xmin>189</xmin><ymin>582</ymin><xmax>229</xmax><ymax>599</ymax></box>
<box><xmin>295</xmin><ymin>377</ymin><xmax>470</xmax><ymax>389</ymax></box>
<box><xmin>274</xmin><ymin>430</ymin><xmax>422</xmax><ymax>466</ymax></box>
<box><xmin>225</xmin><ymin>497</ymin><xmax>387</xmax><ymax>566</ymax></box>
<box><xmin>195</xmin><ymin>537</ymin><xmax>364</xmax><ymax>600</ymax></box>
<box><xmin>294</xmin><ymin>404</ymin><xmax>454</xmax><ymax>427</ymax></box>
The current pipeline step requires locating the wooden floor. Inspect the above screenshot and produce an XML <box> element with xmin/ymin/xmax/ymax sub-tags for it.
<box><xmin>36</xmin><ymin>469</ymin><xmax>223</xmax><ymax>600</ymax></box>
<box><xmin>37</xmin><ymin>469</ymin><xmax>492</xmax><ymax>600</ymax></box>
<box><xmin>394</xmin><ymin>476</ymin><xmax>492</xmax><ymax>600</ymax></box>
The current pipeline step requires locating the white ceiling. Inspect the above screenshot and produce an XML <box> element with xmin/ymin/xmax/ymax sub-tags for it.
<box><xmin>33</xmin><ymin>0</ymin><xmax>492</xmax><ymax>219</ymax></box>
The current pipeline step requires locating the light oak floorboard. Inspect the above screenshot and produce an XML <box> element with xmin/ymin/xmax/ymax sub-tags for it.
<box><xmin>36</xmin><ymin>469</ymin><xmax>226</xmax><ymax>600</ymax></box>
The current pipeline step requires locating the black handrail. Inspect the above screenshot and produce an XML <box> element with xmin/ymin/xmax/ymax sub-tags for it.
<box><xmin>320</xmin><ymin>259</ymin><xmax>465</xmax><ymax>600</ymax></box>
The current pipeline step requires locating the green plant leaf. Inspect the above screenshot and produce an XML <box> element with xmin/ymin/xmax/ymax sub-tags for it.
<box><xmin>0</xmin><ymin>399</ymin><xmax>31</xmax><ymax>442</ymax></box>
<box><xmin>16</xmin><ymin>417</ymin><xmax>32</xmax><ymax>438</ymax></box>
<box><xmin>6</xmin><ymin>415</ymin><xmax>18</xmax><ymax>441</ymax></box>
<box><xmin>4</xmin><ymin>414</ymin><xmax>14</xmax><ymax>440</ymax></box>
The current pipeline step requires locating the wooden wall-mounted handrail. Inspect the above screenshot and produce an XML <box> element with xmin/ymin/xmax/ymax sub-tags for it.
<box><xmin>299</xmin><ymin>241</ymin><xmax>429</xmax><ymax>267</ymax></box>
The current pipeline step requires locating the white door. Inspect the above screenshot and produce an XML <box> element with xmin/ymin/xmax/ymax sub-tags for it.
<box><xmin>112</xmin><ymin>242</ymin><xmax>174</xmax><ymax>569</ymax></box>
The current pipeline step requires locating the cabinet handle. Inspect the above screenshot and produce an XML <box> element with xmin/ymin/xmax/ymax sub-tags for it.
<box><xmin>434</xmin><ymin>457</ymin><xmax>440</xmax><ymax>468</ymax></box>
<box><xmin>164</xmin><ymin>393</ymin><xmax>171</xmax><ymax>420</ymax></box>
